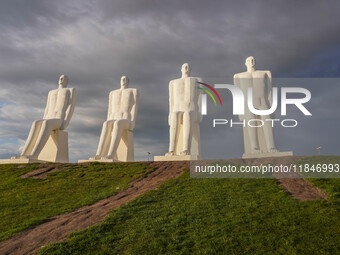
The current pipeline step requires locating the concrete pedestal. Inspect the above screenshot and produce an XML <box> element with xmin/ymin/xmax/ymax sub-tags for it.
<box><xmin>242</xmin><ymin>151</ymin><xmax>293</xmax><ymax>159</ymax></box>
<box><xmin>154</xmin><ymin>154</ymin><xmax>199</xmax><ymax>161</ymax></box>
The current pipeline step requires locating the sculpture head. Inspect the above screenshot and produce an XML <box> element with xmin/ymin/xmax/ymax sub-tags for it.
<box><xmin>58</xmin><ymin>75</ymin><xmax>69</xmax><ymax>88</ymax></box>
<box><xmin>181</xmin><ymin>63</ymin><xmax>191</xmax><ymax>76</ymax></box>
<box><xmin>245</xmin><ymin>56</ymin><xmax>256</xmax><ymax>71</ymax></box>
<box><xmin>120</xmin><ymin>76</ymin><xmax>129</xmax><ymax>89</ymax></box>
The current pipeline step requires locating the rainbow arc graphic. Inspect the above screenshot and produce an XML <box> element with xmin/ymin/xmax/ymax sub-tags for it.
<box><xmin>197</xmin><ymin>82</ymin><xmax>222</xmax><ymax>115</ymax></box>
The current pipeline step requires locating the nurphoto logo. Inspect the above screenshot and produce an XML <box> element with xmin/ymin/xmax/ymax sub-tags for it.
<box><xmin>198</xmin><ymin>82</ymin><xmax>312</xmax><ymax>128</ymax></box>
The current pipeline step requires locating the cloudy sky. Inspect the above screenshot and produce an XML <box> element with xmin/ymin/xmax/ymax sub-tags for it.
<box><xmin>1</xmin><ymin>0</ymin><xmax>340</xmax><ymax>162</ymax></box>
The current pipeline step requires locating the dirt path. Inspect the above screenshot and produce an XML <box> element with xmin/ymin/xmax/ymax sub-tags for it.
<box><xmin>274</xmin><ymin>177</ymin><xmax>328</xmax><ymax>201</ymax></box>
<box><xmin>0</xmin><ymin>161</ymin><xmax>189</xmax><ymax>255</ymax></box>
<box><xmin>227</xmin><ymin>156</ymin><xmax>328</xmax><ymax>201</ymax></box>
<box><xmin>19</xmin><ymin>163</ymin><xmax>66</xmax><ymax>179</ymax></box>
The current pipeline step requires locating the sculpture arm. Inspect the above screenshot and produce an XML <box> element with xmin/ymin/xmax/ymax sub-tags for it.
<box><xmin>234</xmin><ymin>74</ymin><xmax>244</xmax><ymax>121</ymax></box>
<box><xmin>266</xmin><ymin>71</ymin><xmax>273</xmax><ymax>106</ymax></box>
<box><xmin>129</xmin><ymin>89</ymin><xmax>139</xmax><ymax>130</ymax></box>
<box><xmin>107</xmin><ymin>91</ymin><xmax>113</xmax><ymax>120</ymax></box>
<box><xmin>43</xmin><ymin>91</ymin><xmax>51</xmax><ymax>119</ymax></box>
<box><xmin>168</xmin><ymin>81</ymin><xmax>173</xmax><ymax>126</ymax></box>
<box><xmin>197</xmin><ymin>77</ymin><xmax>203</xmax><ymax>122</ymax></box>
<box><xmin>61</xmin><ymin>88</ymin><xmax>76</xmax><ymax>130</ymax></box>
<box><xmin>234</xmin><ymin>74</ymin><xmax>240</xmax><ymax>88</ymax></box>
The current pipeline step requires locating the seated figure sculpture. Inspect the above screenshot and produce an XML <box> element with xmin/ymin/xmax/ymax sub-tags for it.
<box><xmin>84</xmin><ymin>76</ymin><xmax>138</xmax><ymax>162</ymax></box>
<box><xmin>154</xmin><ymin>63</ymin><xmax>203</xmax><ymax>161</ymax></box>
<box><xmin>234</xmin><ymin>56</ymin><xmax>292</xmax><ymax>158</ymax></box>
<box><xmin>11</xmin><ymin>75</ymin><xmax>76</xmax><ymax>163</ymax></box>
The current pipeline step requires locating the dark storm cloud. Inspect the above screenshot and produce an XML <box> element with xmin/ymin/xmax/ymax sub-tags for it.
<box><xmin>1</xmin><ymin>0</ymin><xmax>340</xmax><ymax>161</ymax></box>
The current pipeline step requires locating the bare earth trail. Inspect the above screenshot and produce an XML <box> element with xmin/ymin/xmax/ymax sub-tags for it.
<box><xmin>0</xmin><ymin>157</ymin><xmax>327</xmax><ymax>254</ymax></box>
<box><xmin>227</xmin><ymin>156</ymin><xmax>328</xmax><ymax>201</ymax></box>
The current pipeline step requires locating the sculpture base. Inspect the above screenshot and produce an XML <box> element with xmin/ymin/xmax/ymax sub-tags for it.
<box><xmin>242</xmin><ymin>151</ymin><xmax>293</xmax><ymax>159</ymax></box>
<box><xmin>78</xmin><ymin>159</ymin><xmax>121</xmax><ymax>163</ymax></box>
<box><xmin>0</xmin><ymin>158</ymin><xmax>48</xmax><ymax>164</ymax></box>
<box><xmin>37</xmin><ymin>130</ymin><xmax>69</xmax><ymax>163</ymax></box>
<box><xmin>154</xmin><ymin>154</ymin><xmax>200</xmax><ymax>161</ymax></box>
<box><xmin>115</xmin><ymin>130</ymin><xmax>134</xmax><ymax>162</ymax></box>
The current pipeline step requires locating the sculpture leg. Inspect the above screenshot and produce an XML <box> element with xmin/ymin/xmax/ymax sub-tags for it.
<box><xmin>181</xmin><ymin>111</ymin><xmax>192</xmax><ymax>155</ymax></box>
<box><xmin>246</xmin><ymin>118</ymin><xmax>260</xmax><ymax>153</ymax></box>
<box><xmin>167</xmin><ymin>112</ymin><xmax>180</xmax><ymax>155</ymax></box>
<box><xmin>106</xmin><ymin>119</ymin><xmax>130</xmax><ymax>159</ymax></box>
<box><xmin>30</xmin><ymin>119</ymin><xmax>63</xmax><ymax>158</ymax></box>
<box><xmin>261</xmin><ymin>115</ymin><xmax>277</xmax><ymax>152</ymax></box>
<box><xmin>21</xmin><ymin>120</ymin><xmax>43</xmax><ymax>156</ymax></box>
<box><xmin>95</xmin><ymin>120</ymin><xmax>114</xmax><ymax>157</ymax></box>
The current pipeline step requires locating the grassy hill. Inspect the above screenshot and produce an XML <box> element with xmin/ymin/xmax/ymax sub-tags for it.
<box><xmin>0</xmin><ymin>156</ymin><xmax>339</xmax><ymax>254</ymax></box>
<box><xmin>38</xmin><ymin>157</ymin><xmax>340</xmax><ymax>255</ymax></box>
<box><xmin>0</xmin><ymin>162</ymin><xmax>153</xmax><ymax>241</ymax></box>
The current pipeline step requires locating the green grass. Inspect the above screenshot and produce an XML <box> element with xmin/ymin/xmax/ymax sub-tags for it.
<box><xmin>0</xmin><ymin>162</ymin><xmax>153</xmax><ymax>241</ymax></box>
<box><xmin>39</xmin><ymin>157</ymin><xmax>340</xmax><ymax>255</ymax></box>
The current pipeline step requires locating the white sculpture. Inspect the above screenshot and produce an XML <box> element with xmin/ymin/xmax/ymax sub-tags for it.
<box><xmin>79</xmin><ymin>76</ymin><xmax>138</xmax><ymax>162</ymax></box>
<box><xmin>234</xmin><ymin>56</ymin><xmax>292</xmax><ymax>158</ymax></box>
<box><xmin>154</xmin><ymin>63</ymin><xmax>203</xmax><ymax>161</ymax></box>
<box><xmin>1</xmin><ymin>75</ymin><xmax>76</xmax><ymax>164</ymax></box>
